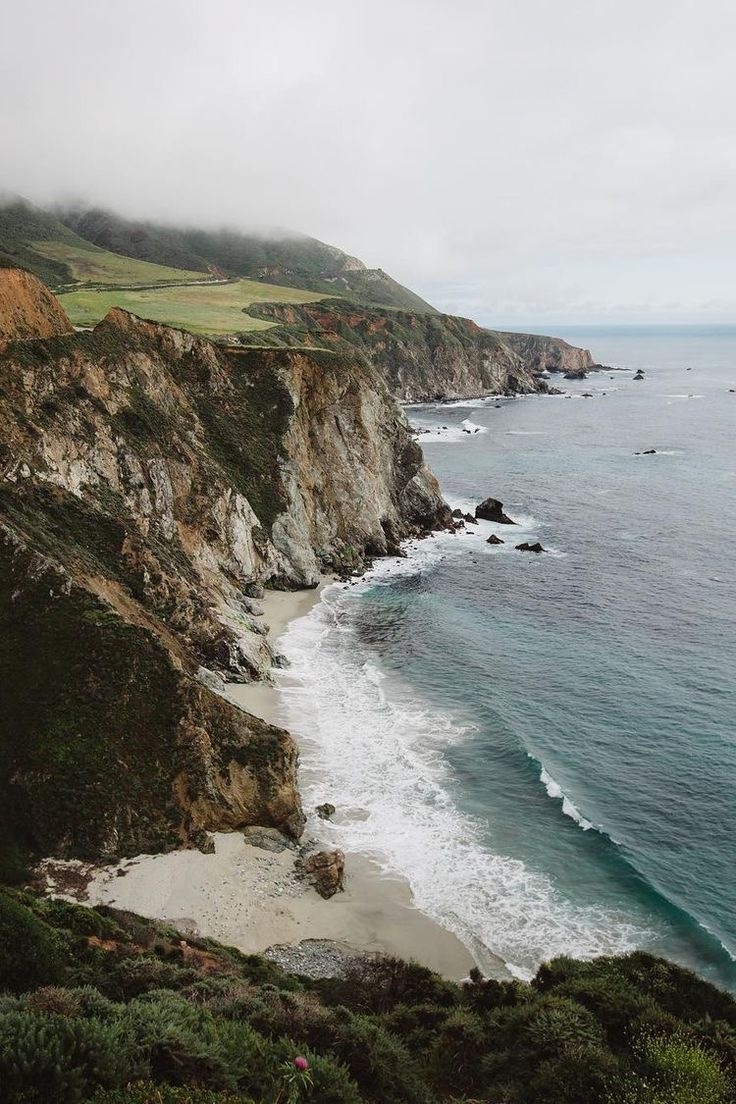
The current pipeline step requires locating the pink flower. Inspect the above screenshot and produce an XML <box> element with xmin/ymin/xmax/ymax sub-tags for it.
<box><xmin>294</xmin><ymin>1056</ymin><xmax>309</xmax><ymax>1072</ymax></box>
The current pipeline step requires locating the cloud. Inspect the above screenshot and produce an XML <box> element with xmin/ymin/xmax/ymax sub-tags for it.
<box><xmin>2</xmin><ymin>0</ymin><xmax>735</xmax><ymax>322</ymax></box>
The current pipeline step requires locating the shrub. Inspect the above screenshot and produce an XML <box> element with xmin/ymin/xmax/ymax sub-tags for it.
<box><xmin>331</xmin><ymin>1011</ymin><xmax>430</xmax><ymax>1104</ymax></box>
<box><xmin>523</xmin><ymin>997</ymin><xmax>605</xmax><ymax>1054</ymax></box>
<box><xmin>521</xmin><ymin>1043</ymin><xmax>624</xmax><ymax>1104</ymax></box>
<box><xmin>611</xmin><ymin>1032</ymin><xmax>733</xmax><ymax>1104</ymax></box>
<box><xmin>324</xmin><ymin>955</ymin><xmax>458</xmax><ymax>1014</ymax></box>
<box><xmin>0</xmin><ymin>890</ymin><xmax>68</xmax><ymax>993</ymax></box>
<box><xmin>427</xmin><ymin>1007</ymin><xmax>487</xmax><ymax>1095</ymax></box>
<box><xmin>88</xmin><ymin>1083</ymin><xmax>251</xmax><ymax>1103</ymax></box>
<box><xmin>0</xmin><ymin>1009</ymin><xmax>126</xmax><ymax>1102</ymax></box>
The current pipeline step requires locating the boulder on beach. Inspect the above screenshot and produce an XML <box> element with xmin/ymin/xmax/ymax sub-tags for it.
<box><xmin>242</xmin><ymin>826</ymin><xmax>296</xmax><ymax>853</ymax></box>
<box><xmin>487</xmin><ymin>534</ymin><xmax>504</xmax><ymax>545</ymax></box>
<box><xmin>299</xmin><ymin>849</ymin><xmax>345</xmax><ymax>898</ymax></box>
<box><xmin>475</xmin><ymin>497</ymin><xmax>516</xmax><ymax>524</ymax></box>
<box><xmin>515</xmin><ymin>541</ymin><xmax>545</xmax><ymax>553</ymax></box>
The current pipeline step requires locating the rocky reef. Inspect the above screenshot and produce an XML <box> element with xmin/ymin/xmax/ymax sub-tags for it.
<box><xmin>0</xmin><ymin>270</ymin><xmax>450</xmax><ymax>869</ymax></box>
<box><xmin>241</xmin><ymin>300</ymin><xmax>593</xmax><ymax>401</ymax></box>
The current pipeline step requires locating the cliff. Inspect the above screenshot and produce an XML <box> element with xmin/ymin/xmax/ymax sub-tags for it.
<box><xmin>0</xmin><ymin>271</ymin><xmax>450</xmax><ymax>868</ymax></box>
<box><xmin>0</xmin><ymin>266</ymin><xmax>74</xmax><ymax>347</ymax></box>
<box><xmin>497</xmin><ymin>329</ymin><xmax>595</xmax><ymax>375</ymax></box>
<box><xmin>242</xmin><ymin>300</ymin><xmax>591</xmax><ymax>400</ymax></box>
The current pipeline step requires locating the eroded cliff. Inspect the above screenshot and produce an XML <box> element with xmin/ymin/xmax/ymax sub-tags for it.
<box><xmin>242</xmin><ymin>300</ymin><xmax>593</xmax><ymax>400</ymax></box>
<box><xmin>0</xmin><ymin>271</ymin><xmax>450</xmax><ymax>868</ymax></box>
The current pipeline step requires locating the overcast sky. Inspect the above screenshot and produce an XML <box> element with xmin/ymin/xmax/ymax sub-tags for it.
<box><xmin>3</xmin><ymin>0</ymin><xmax>735</xmax><ymax>324</ymax></box>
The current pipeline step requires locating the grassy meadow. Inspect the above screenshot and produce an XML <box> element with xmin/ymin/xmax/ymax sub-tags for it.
<box><xmin>58</xmin><ymin>278</ymin><xmax>328</xmax><ymax>335</ymax></box>
<box><xmin>30</xmin><ymin>239</ymin><xmax>208</xmax><ymax>286</ymax></box>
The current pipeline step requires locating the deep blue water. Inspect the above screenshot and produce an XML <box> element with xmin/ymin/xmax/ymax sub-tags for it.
<box><xmin>281</xmin><ymin>326</ymin><xmax>736</xmax><ymax>988</ymax></box>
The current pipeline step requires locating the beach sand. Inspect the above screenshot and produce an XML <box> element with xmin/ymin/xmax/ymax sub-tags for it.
<box><xmin>82</xmin><ymin>833</ymin><xmax>475</xmax><ymax>981</ymax></box>
<box><xmin>63</xmin><ymin>580</ymin><xmax>480</xmax><ymax>982</ymax></box>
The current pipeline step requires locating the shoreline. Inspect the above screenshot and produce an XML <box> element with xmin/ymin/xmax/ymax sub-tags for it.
<box><xmin>61</xmin><ymin>579</ymin><xmax>479</xmax><ymax>983</ymax></box>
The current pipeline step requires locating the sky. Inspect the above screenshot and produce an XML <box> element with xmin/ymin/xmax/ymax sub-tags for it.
<box><xmin>2</xmin><ymin>0</ymin><xmax>735</xmax><ymax>325</ymax></box>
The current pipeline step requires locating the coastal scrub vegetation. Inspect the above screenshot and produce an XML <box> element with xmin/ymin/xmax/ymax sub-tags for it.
<box><xmin>1</xmin><ymin>890</ymin><xmax>734</xmax><ymax>1103</ymax></box>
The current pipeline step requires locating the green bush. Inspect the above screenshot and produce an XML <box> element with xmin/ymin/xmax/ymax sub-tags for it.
<box><xmin>0</xmin><ymin>890</ymin><xmax>68</xmax><ymax>993</ymax></box>
<box><xmin>331</xmin><ymin>1011</ymin><xmax>430</xmax><ymax>1104</ymax></box>
<box><xmin>0</xmin><ymin>1009</ymin><xmax>126</xmax><ymax>1102</ymax></box>
<box><xmin>88</xmin><ymin>1083</ymin><xmax>251</xmax><ymax>1103</ymax></box>
<box><xmin>611</xmin><ymin>1032</ymin><xmax>732</xmax><ymax>1104</ymax></box>
<box><xmin>427</xmin><ymin>1007</ymin><xmax>487</xmax><ymax>1095</ymax></box>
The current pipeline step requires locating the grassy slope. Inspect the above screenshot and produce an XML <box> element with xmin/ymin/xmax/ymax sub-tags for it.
<box><xmin>58</xmin><ymin>278</ymin><xmax>327</xmax><ymax>334</ymax></box>
<box><xmin>30</xmin><ymin>240</ymin><xmax>207</xmax><ymax>287</ymax></box>
<box><xmin>0</xmin><ymin>198</ymin><xmax>210</xmax><ymax>289</ymax></box>
<box><xmin>58</xmin><ymin>205</ymin><xmax>437</xmax><ymax>313</ymax></box>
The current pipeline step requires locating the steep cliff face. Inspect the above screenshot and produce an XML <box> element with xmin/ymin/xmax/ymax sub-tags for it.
<box><xmin>0</xmin><ymin>267</ymin><xmax>74</xmax><ymax>348</ymax></box>
<box><xmin>497</xmin><ymin>330</ymin><xmax>594</xmax><ymax>374</ymax></box>
<box><xmin>0</xmin><ymin>270</ymin><xmax>449</xmax><ymax>867</ymax></box>
<box><xmin>242</xmin><ymin>300</ymin><xmax>592</xmax><ymax>400</ymax></box>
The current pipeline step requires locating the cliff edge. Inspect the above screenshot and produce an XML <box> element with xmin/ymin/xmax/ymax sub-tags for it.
<box><xmin>0</xmin><ymin>271</ymin><xmax>450</xmax><ymax>869</ymax></box>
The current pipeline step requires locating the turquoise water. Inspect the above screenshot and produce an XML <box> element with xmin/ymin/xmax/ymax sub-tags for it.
<box><xmin>280</xmin><ymin>326</ymin><xmax>736</xmax><ymax>988</ymax></box>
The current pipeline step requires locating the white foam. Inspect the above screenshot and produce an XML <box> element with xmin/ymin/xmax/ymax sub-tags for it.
<box><xmin>275</xmin><ymin>569</ymin><xmax>654</xmax><ymax>977</ymax></box>
<box><xmin>539</xmin><ymin>766</ymin><xmax>594</xmax><ymax>831</ymax></box>
<box><xmin>411</xmin><ymin>418</ymin><xmax>488</xmax><ymax>443</ymax></box>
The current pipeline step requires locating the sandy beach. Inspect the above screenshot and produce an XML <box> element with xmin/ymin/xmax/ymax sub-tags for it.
<box><xmin>53</xmin><ymin>580</ymin><xmax>478</xmax><ymax>983</ymax></box>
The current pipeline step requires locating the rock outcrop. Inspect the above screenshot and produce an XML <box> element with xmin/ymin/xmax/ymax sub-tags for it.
<box><xmin>475</xmin><ymin>498</ymin><xmax>516</xmax><ymax>524</ymax></box>
<box><xmin>498</xmin><ymin>330</ymin><xmax>594</xmax><ymax>376</ymax></box>
<box><xmin>0</xmin><ymin>267</ymin><xmax>73</xmax><ymax>348</ymax></box>
<box><xmin>242</xmin><ymin>301</ymin><xmax>593</xmax><ymax>402</ymax></box>
<box><xmin>298</xmin><ymin>849</ymin><xmax>345</xmax><ymax>898</ymax></box>
<box><xmin>0</xmin><ymin>270</ymin><xmax>451</xmax><ymax>867</ymax></box>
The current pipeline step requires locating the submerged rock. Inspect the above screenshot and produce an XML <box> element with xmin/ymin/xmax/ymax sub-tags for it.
<box><xmin>516</xmin><ymin>541</ymin><xmax>545</xmax><ymax>553</ymax></box>
<box><xmin>475</xmin><ymin>497</ymin><xmax>516</xmax><ymax>524</ymax></box>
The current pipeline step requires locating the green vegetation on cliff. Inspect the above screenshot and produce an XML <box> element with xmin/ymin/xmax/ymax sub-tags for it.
<box><xmin>0</xmin><ymin>197</ymin><xmax>208</xmax><ymax>289</ymax></box>
<box><xmin>58</xmin><ymin>278</ymin><xmax>327</xmax><ymax>335</ymax></box>
<box><xmin>0</xmin><ymin>891</ymin><xmax>734</xmax><ymax>1103</ymax></box>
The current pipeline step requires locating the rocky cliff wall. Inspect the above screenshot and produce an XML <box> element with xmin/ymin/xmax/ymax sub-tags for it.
<box><xmin>243</xmin><ymin>300</ymin><xmax>594</xmax><ymax>400</ymax></box>
<box><xmin>0</xmin><ymin>267</ymin><xmax>74</xmax><ymax>348</ymax></box>
<box><xmin>0</xmin><ymin>271</ymin><xmax>450</xmax><ymax>867</ymax></box>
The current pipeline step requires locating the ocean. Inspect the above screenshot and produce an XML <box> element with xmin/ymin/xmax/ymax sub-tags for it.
<box><xmin>276</xmin><ymin>325</ymin><xmax>736</xmax><ymax>989</ymax></box>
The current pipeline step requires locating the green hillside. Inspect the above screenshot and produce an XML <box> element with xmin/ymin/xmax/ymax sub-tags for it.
<box><xmin>58</xmin><ymin>205</ymin><xmax>437</xmax><ymax>313</ymax></box>
<box><xmin>59</xmin><ymin>278</ymin><xmax>327</xmax><ymax>335</ymax></box>
<box><xmin>0</xmin><ymin>197</ymin><xmax>211</xmax><ymax>289</ymax></box>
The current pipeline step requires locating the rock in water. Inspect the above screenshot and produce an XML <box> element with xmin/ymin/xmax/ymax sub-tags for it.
<box><xmin>515</xmin><ymin>541</ymin><xmax>545</xmax><ymax>553</ymax></box>
<box><xmin>299</xmin><ymin>849</ymin><xmax>345</xmax><ymax>898</ymax></box>
<box><xmin>486</xmin><ymin>534</ymin><xmax>505</xmax><ymax>544</ymax></box>
<box><xmin>316</xmin><ymin>802</ymin><xmax>336</xmax><ymax>820</ymax></box>
<box><xmin>475</xmin><ymin>497</ymin><xmax>516</xmax><ymax>524</ymax></box>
